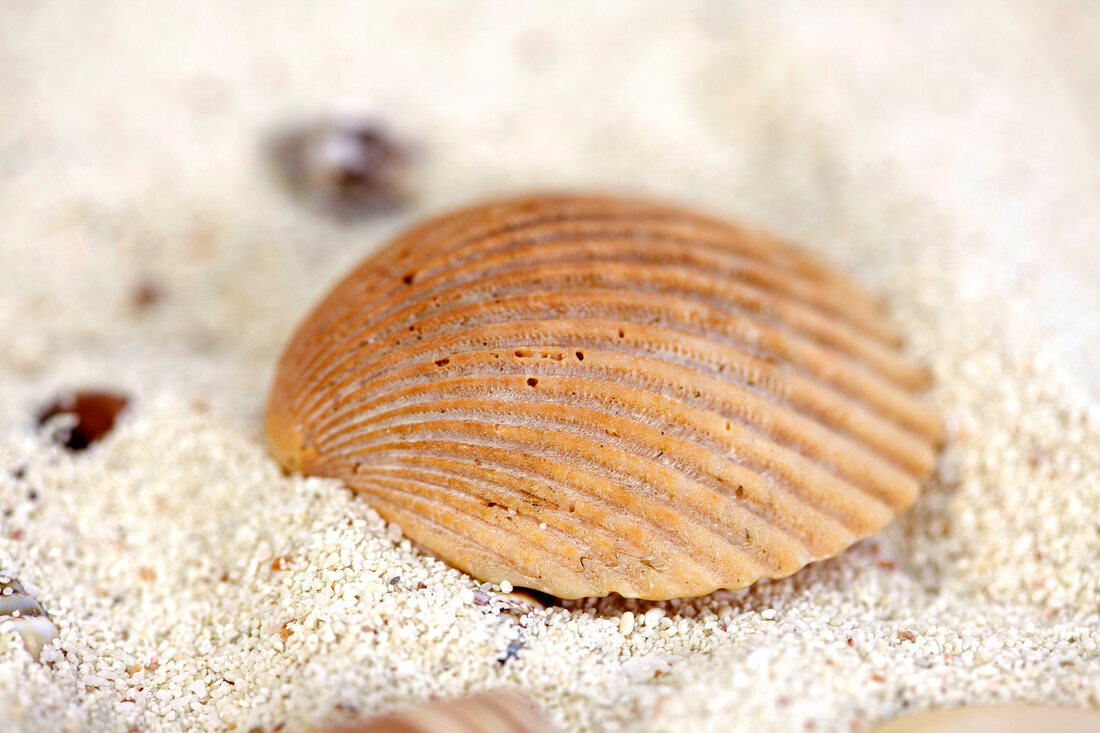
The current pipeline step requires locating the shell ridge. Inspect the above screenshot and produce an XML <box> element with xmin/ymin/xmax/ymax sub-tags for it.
<box><xmin>371</xmin><ymin>229</ymin><xmax>893</xmax><ymax>341</ymax></box>
<box><xmin>306</xmin><ymin>347</ymin><xmax>929</xmax><ymax>496</ymax></box>
<box><xmin>333</xmin><ymin>327</ymin><xmax>934</xmax><ymax>475</ymax></box>
<box><xmin>361</xmin><ymin>489</ymin><xmax>606</xmax><ymax>597</ymax></box>
<box><xmin>359</xmin><ymin>457</ymin><xmax>654</xmax><ymax>563</ymax></box>
<box><xmin>291</xmin><ymin>290</ymin><xmax>939</xmax><ymax>442</ymax></box>
<box><xmin>279</xmin><ymin>218</ymin><xmax>913</xmax><ymax>419</ymax></box>
<box><xmin>343</xmin><ymin>442</ymin><xmax>733</xmax><ymax>588</ymax></box>
<box><xmin>325</xmin><ymin>420</ymin><xmax>794</xmax><ymax>575</ymax></box>
<box><xmin>310</xmin><ymin>374</ymin><xmax>905</xmax><ymax>531</ymax></box>
<box><xmin>277</xmin><ymin>206</ymin><xmax>692</xmax><ymax>405</ymax></box>
<box><xmin>357</xmin><ymin>470</ymin><xmax>722</xmax><ymax>598</ymax></box>
<box><xmin>266</xmin><ymin>193</ymin><xmax>941</xmax><ymax>598</ymax></box>
<box><xmin>277</xmin><ymin>195</ymin><xmax>883</xmax><ymax>410</ymax></box>
<box><xmin>314</xmin><ymin>406</ymin><xmax>835</xmax><ymax>568</ymax></box>
<box><xmin>283</xmin><ymin>263</ymin><xmax>923</xmax><ymax>425</ymax></box>
<box><xmin>358</xmin><ymin>462</ymin><xmax>719</xmax><ymax>592</ymax></box>
<box><xmin>313</xmin><ymin>389</ymin><xmax>894</xmax><ymax>545</ymax></box>
<box><xmin>299</xmin><ymin>257</ymin><xmax>914</xmax><ymax>399</ymax></box>
<box><xmin>358</xmin><ymin>471</ymin><xmax>619</xmax><ymax>579</ymax></box>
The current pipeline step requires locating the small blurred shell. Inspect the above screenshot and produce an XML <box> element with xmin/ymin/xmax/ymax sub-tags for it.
<box><xmin>872</xmin><ymin>706</ymin><xmax>1100</xmax><ymax>733</ymax></box>
<box><xmin>267</xmin><ymin>193</ymin><xmax>942</xmax><ymax>599</ymax></box>
<box><xmin>268</xmin><ymin>114</ymin><xmax>413</xmax><ymax>218</ymax></box>
<box><xmin>0</xmin><ymin>577</ymin><xmax>59</xmax><ymax>660</ymax></box>
<box><xmin>37</xmin><ymin>390</ymin><xmax>129</xmax><ymax>451</ymax></box>
<box><xmin>319</xmin><ymin>691</ymin><xmax>554</xmax><ymax>733</ymax></box>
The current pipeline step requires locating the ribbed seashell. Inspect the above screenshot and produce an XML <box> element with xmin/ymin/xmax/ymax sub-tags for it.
<box><xmin>267</xmin><ymin>194</ymin><xmax>941</xmax><ymax>599</ymax></box>
<box><xmin>317</xmin><ymin>691</ymin><xmax>554</xmax><ymax>733</ymax></box>
<box><xmin>0</xmin><ymin>577</ymin><xmax>58</xmax><ymax>660</ymax></box>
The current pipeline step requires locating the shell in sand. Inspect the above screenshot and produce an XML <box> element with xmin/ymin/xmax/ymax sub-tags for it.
<box><xmin>872</xmin><ymin>706</ymin><xmax>1100</xmax><ymax>733</ymax></box>
<box><xmin>316</xmin><ymin>690</ymin><xmax>554</xmax><ymax>733</ymax></box>
<box><xmin>0</xmin><ymin>577</ymin><xmax>58</xmax><ymax>659</ymax></box>
<box><xmin>266</xmin><ymin>194</ymin><xmax>941</xmax><ymax>599</ymax></box>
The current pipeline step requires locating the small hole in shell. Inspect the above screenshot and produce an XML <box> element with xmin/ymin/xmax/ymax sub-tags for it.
<box><xmin>434</xmin><ymin>358</ymin><xmax>450</xmax><ymax>366</ymax></box>
<box><xmin>575</xmin><ymin>351</ymin><xmax>584</xmax><ymax>361</ymax></box>
<box><xmin>527</xmin><ymin>378</ymin><xmax>538</xmax><ymax>387</ymax></box>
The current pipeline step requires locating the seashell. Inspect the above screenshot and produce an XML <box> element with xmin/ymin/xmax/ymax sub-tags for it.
<box><xmin>317</xmin><ymin>690</ymin><xmax>554</xmax><ymax>733</ymax></box>
<box><xmin>0</xmin><ymin>577</ymin><xmax>59</xmax><ymax>660</ymax></box>
<box><xmin>871</xmin><ymin>705</ymin><xmax>1100</xmax><ymax>733</ymax></box>
<box><xmin>37</xmin><ymin>389</ymin><xmax>129</xmax><ymax>451</ymax></box>
<box><xmin>268</xmin><ymin>114</ymin><xmax>413</xmax><ymax>219</ymax></box>
<box><xmin>266</xmin><ymin>194</ymin><xmax>941</xmax><ymax>599</ymax></box>
<box><xmin>493</xmin><ymin>590</ymin><xmax>548</xmax><ymax>618</ymax></box>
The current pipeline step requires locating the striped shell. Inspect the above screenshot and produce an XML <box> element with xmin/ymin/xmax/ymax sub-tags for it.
<box><xmin>317</xmin><ymin>691</ymin><xmax>553</xmax><ymax>733</ymax></box>
<box><xmin>0</xmin><ymin>577</ymin><xmax>58</xmax><ymax>660</ymax></box>
<box><xmin>266</xmin><ymin>194</ymin><xmax>941</xmax><ymax>599</ymax></box>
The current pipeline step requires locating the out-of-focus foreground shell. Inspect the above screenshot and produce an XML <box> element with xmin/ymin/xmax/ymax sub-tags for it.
<box><xmin>266</xmin><ymin>194</ymin><xmax>942</xmax><ymax>599</ymax></box>
<box><xmin>871</xmin><ymin>706</ymin><xmax>1100</xmax><ymax>733</ymax></box>
<box><xmin>316</xmin><ymin>691</ymin><xmax>554</xmax><ymax>733</ymax></box>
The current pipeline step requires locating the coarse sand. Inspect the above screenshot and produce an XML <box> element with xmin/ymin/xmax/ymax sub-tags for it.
<box><xmin>2</xmin><ymin>2</ymin><xmax>1099</xmax><ymax>731</ymax></box>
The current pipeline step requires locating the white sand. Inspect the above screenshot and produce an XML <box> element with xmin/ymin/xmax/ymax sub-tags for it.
<box><xmin>2</xmin><ymin>2</ymin><xmax>1099</xmax><ymax>731</ymax></box>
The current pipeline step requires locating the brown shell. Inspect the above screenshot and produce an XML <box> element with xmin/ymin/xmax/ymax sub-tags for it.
<box><xmin>316</xmin><ymin>691</ymin><xmax>554</xmax><ymax>733</ymax></box>
<box><xmin>266</xmin><ymin>193</ymin><xmax>941</xmax><ymax>599</ymax></box>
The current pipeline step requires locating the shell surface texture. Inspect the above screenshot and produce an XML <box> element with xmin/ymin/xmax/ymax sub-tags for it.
<box><xmin>266</xmin><ymin>194</ymin><xmax>941</xmax><ymax>599</ymax></box>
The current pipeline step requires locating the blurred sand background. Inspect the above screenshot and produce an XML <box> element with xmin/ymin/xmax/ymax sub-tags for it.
<box><xmin>1</xmin><ymin>2</ymin><xmax>1099</xmax><ymax>732</ymax></box>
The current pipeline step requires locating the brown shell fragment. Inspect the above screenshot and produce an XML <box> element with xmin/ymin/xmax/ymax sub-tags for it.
<box><xmin>317</xmin><ymin>691</ymin><xmax>554</xmax><ymax>733</ymax></box>
<box><xmin>37</xmin><ymin>390</ymin><xmax>129</xmax><ymax>451</ymax></box>
<box><xmin>266</xmin><ymin>193</ymin><xmax>941</xmax><ymax>599</ymax></box>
